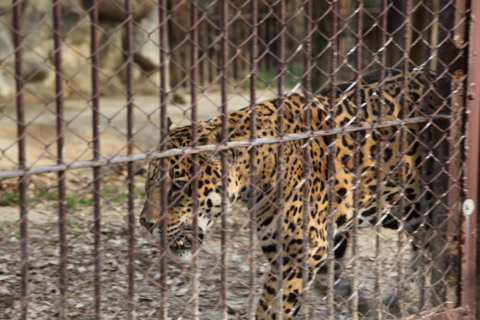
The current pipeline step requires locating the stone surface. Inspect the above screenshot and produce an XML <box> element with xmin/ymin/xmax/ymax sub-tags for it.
<box><xmin>0</xmin><ymin>0</ymin><xmax>11</xmax><ymax>10</ymax></box>
<box><xmin>0</xmin><ymin>70</ymin><xmax>15</xmax><ymax>100</ymax></box>
<box><xmin>134</xmin><ymin>8</ymin><xmax>161</xmax><ymax>72</ymax></box>
<box><xmin>0</xmin><ymin>0</ymin><xmax>169</xmax><ymax>101</ymax></box>
<box><xmin>80</xmin><ymin>0</ymin><xmax>155</xmax><ymax>22</ymax></box>
<box><xmin>0</xmin><ymin>22</ymin><xmax>13</xmax><ymax>64</ymax></box>
<box><xmin>0</xmin><ymin>23</ymin><xmax>14</xmax><ymax>100</ymax></box>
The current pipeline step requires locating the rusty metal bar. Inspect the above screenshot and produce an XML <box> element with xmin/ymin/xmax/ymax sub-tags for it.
<box><xmin>52</xmin><ymin>0</ymin><xmax>67</xmax><ymax>318</ymax></box>
<box><xmin>158</xmin><ymin>0</ymin><xmax>169</xmax><ymax>318</ymax></box>
<box><xmin>327</xmin><ymin>1</ymin><xmax>339</xmax><ymax>319</ymax></box>
<box><xmin>463</xmin><ymin>0</ymin><xmax>480</xmax><ymax>318</ymax></box>
<box><xmin>431</xmin><ymin>0</ymin><xmax>452</xmax><ymax>307</ymax></box>
<box><xmin>219</xmin><ymin>0</ymin><xmax>228</xmax><ymax>318</ymax></box>
<box><xmin>351</xmin><ymin>1</ymin><xmax>363</xmax><ymax>318</ymax></box>
<box><xmin>419</xmin><ymin>0</ymin><xmax>433</xmax><ymax>311</ymax></box>
<box><xmin>397</xmin><ymin>0</ymin><xmax>412</xmax><ymax>316</ymax></box>
<box><xmin>301</xmin><ymin>0</ymin><xmax>312</xmax><ymax>318</ymax></box>
<box><xmin>12</xmin><ymin>0</ymin><xmax>28</xmax><ymax>319</ymax></box>
<box><xmin>374</xmin><ymin>0</ymin><xmax>388</xmax><ymax>317</ymax></box>
<box><xmin>439</xmin><ymin>0</ymin><xmax>469</xmax><ymax>311</ymax></box>
<box><xmin>159</xmin><ymin>0</ymin><xmax>169</xmax><ymax>146</ymax></box>
<box><xmin>0</xmin><ymin>115</ymin><xmax>451</xmax><ymax>181</ymax></box>
<box><xmin>248</xmin><ymin>0</ymin><xmax>258</xmax><ymax>318</ymax></box>
<box><xmin>275</xmin><ymin>1</ymin><xmax>286</xmax><ymax>318</ymax></box>
<box><xmin>124</xmin><ymin>0</ymin><xmax>136</xmax><ymax>318</ymax></box>
<box><xmin>89</xmin><ymin>0</ymin><xmax>102</xmax><ymax>318</ymax></box>
<box><xmin>431</xmin><ymin>0</ymin><xmax>463</xmax><ymax>308</ymax></box>
<box><xmin>190</xmin><ymin>0</ymin><xmax>200</xmax><ymax>318</ymax></box>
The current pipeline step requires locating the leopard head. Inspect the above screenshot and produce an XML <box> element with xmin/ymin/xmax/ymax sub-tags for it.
<box><xmin>139</xmin><ymin>121</ymin><xmax>244</xmax><ymax>262</ymax></box>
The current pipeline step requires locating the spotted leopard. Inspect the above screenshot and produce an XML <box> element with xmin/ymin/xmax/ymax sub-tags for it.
<box><xmin>140</xmin><ymin>67</ymin><xmax>435</xmax><ymax>319</ymax></box>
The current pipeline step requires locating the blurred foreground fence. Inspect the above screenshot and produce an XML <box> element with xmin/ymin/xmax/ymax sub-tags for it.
<box><xmin>0</xmin><ymin>0</ymin><xmax>479</xmax><ymax>319</ymax></box>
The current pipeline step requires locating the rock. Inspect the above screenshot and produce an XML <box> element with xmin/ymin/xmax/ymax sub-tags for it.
<box><xmin>134</xmin><ymin>9</ymin><xmax>161</xmax><ymax>72</ymax></box>
<box><xmin>60</xmin><ymin>2</ymin><xmax>88</xmax><ymax>45</ymax></box>
<box><xmin>21</xmin><ymin>1</ymin><xmax>55</xmax><ymax>49</ymax></box>
<box><xmin>172</xmin><ymin>92</ymin><xmax>186</xmax><ymax>105</ymax></box>
<box><xmin>94</xmin><ymin>21</ymin><xmax>141</xmax><ymax>96</ymax></box>
<box><xmin>0</xmin><ymin>70</ymin><xmax>15</xmax><ymax>100</ymax></box>
<box><xmin>22</xmin><ymin>51</ymin><xmax>52</xmax><ymax>83</ymax></box>
<box><xmin>80</xmin><ymin>0</ymin><xmax>155</xmax><ymax>22</ymax></box>
<box><xmin>130</xmin><ymin>8</ymin><xmax>170</xmax><ymax>94</ymax></box>
<box><xmin>0</xmin><ymin>19</ymin><xmax>15</xmax><ymax>100</ymax></box>
<box><xmin>0</xmin><ymin>0</ymin><xmax>12</xmax><ymax>10</ymax></box>
<box><xmin>98</xmin><ymin>22</ymin><xmax>124</xmax><ymax>72</ymax></box>
<box><xmin>0</xmin><ymin>0</ymin><xmax>88</xmax><ymax>99</ymax></box>
<box><xmin>59</xmin><ymin>42</ymin><xmax>92</xmax><ymax>97</ymax></box>
<box><xmin>0</xmin><ymin>0</ymin><xmax>170</xmax><ymax>101</ymax></box>
<box><xmin>0</xmin><ymin>22</ymin><xmax>13</xmax><ymax>65</ymax></box>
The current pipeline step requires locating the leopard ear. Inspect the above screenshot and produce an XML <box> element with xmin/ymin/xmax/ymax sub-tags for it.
<box><xmin>202</xmin><ymin>126</ymin><xmax>222</xmax><ymax>145</ymax></box>
<box><xmin>201</xmin><ymin>126</ymin><xmax>237</xmax><ymax>160</ymax></box>
<box><xmin>167</xmin><ymin>117</ymin><xmax>176</xmax><ymax>132</ymax></box>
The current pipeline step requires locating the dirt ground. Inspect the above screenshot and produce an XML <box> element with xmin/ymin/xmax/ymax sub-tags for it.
<box><xmin>0</xmin><ymin>91</ymin><xmax>423</xmax><ymax>319</ymax></box>
<box><xmin>0</xmin><ymin>201</ymin><xmax>419</xmax><ymax>320</ymax></box>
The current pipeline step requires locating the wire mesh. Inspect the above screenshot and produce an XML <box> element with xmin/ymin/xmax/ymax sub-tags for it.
<box><xmin>0</xmin><ymin>0</ymin><xmax>477</xmax><ymax>319</ymax></box>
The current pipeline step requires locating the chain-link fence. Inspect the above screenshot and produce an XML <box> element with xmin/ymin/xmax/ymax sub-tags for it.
<box><xmin>0</xmin><ymin>0</ymin><xmax>478</xmax><ymax>319</ymax></box>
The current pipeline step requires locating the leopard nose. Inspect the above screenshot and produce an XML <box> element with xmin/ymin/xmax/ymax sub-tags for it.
<box><xmin>139</xmin><ymin>217</ymin><xmax>155</xmax><ymax>230</ymax></box>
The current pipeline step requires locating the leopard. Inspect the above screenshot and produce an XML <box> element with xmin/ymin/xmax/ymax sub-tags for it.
<box><xmin>139</xmin><ymin>67</ymin><xmax>436</xmax><ymax>319</ymax></box>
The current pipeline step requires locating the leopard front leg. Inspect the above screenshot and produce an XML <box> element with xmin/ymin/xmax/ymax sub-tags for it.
<box><xmin>255</xmin><ymin>263</ymin><xmax>307</xmax><ymax>319</ymax></box>
<box><xmin>256</xmin><ymin>241</ymin><xmax>325</xmax><ymax>319</ymax></box>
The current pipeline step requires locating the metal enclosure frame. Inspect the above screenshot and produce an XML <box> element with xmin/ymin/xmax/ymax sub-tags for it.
<box><xmin>0</xmin><ymin>0</ymin><xmax>478</xmax><ymax>319</ymax></box>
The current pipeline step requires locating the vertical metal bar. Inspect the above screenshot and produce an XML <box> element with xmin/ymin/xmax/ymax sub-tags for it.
<box><xmin>375</xmin><ymin>0</ymin><xmax>388</xmax><ymax>317</ymax></box>
<box><xmin>158</xmin><ymin>0</ymin><xmax>169</xmax><ymax>318</ymax></box>
<box><xmin>248</xmin><ymin>0</ymin><xmax>258</xmax><ymax>319</ymax></box>
<box><xmin>124</xmin><ymin>0</ymin><xmax>135</xmax><ymax>318</ymax></box>
<box><xmin>89</xmin><ymin>1</ymin><xmax>102</xmax><ymax>318</ymax></box>
<box><xmin>397</xmin><ymin>0</ymin><xmax>411</xmax><ymax>316</ymax></box>
<box><xmin>159</xmin><ymin>0</ymin><xmax>168</xmax><ymax>146</ymax></box>
<box><xmin>327</xmin><ymin>1</ymin><xmax>338</xmax><ymax>319</ymax></box>
<box><xmin>13</xmin><ymin>1</ymin><xmax>28</xmax><ymax>319</ymax></box>
<box><xmin>219</xmin><ymin>0</ymin><xmax>228</xmax><ymax>318</ymax></box>
<box><xmin>432</xmin><ymin>0</ymin><xmax>453</xmax><ymax>307</ymax></box>
<box><xmin>463</xmin><ymin>1</ymin><xmax>478</xmax><ymax>319</ymax></box>
<box><xmin>445</xmin><ymin>0</ymin><xmax>468</xmax><ymax>311</ymax></box>
<box><xmin>275</xmin><ymin>1</ymin><xmax>286</xmax><ymax>318</ymax></box>
<box><xmin>351</xmin><ymin>1</ymin><xmax>363</xmax><ymax>319</ymax></box>
<box><xmin>190</xmin><ymin>1</ymin><xmax>200</xmax><ymax>318</ymax></box>
<box><xmin>419</xmin><ymin>0</ymin><xmax>433</xmax><ymax>311</ymax></box>
<box><xmin>302</xmin><ymin>0</ymin><xmax>312</xmax><ymax>318</ymax></box>
<box><xmin>52</xmin><ymin>0</ymin><xmax>67</xmax><ymax>318</ymax></box>
<box><xmin>431</xmin><ymin>0</ymin><xmax>460</xmax><ymax>308</ymax></box>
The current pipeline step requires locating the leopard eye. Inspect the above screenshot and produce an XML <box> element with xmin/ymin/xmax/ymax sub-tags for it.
<box><xmin>170</xmin><ymin>180</ymin><xmax>187</xmax><ymax>194</ymax></box>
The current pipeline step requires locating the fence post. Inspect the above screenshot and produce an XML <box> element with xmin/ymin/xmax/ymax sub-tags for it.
<box><xmin>12</xmin><ymin>0</ymin><xmax>28</xmax><ymax>318</ymax></box>
<box><xmin>430</xmin><ymin>0</ymin><xmax>468</xmax><ymax>309</ymax></box>
<box><xmin>464</xmin><ymin>0</ymin><xmax>480</xmax><ymax>318</ymax></box>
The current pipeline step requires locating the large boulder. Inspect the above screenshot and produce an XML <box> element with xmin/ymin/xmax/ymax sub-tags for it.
<box><xmin>0</xmin><ymin>0</ymin><xmax>169</xmax><ymax>101</ymax></box>
<box><xmin>132</xmin><ymin>6</ymin><xmax>170</xmax><ymax>93</ymax></box>
<box><xmin>80</xmin><ymin>0</ymin><xmax>155</xmax><ymax>22</ymax></box>
<box><xmin>0</xmin><ymin>22</ymin><xmax>15</xmax><ymax>99</ymax></box>
<box><xmin>0</xmin><ymin>0</ymin><xmax>11</xmax><ymax>10</ymax></box>
<box><xmin>134</xmin><ymin>8</ymin><xmax>161</xmax><ymax>72</ymax></box>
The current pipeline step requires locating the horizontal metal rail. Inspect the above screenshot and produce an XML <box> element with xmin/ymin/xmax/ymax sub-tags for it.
<box><xmin>0</xmin><ymin>114</ymin><xmax>449</xmax><ymax>180</ymax></box>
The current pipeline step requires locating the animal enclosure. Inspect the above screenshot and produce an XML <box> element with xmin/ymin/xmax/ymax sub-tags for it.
<box><xmin>0</xmin><ymin>0</ymin><xmax>478</xmax><ymax>319</ymax></box>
